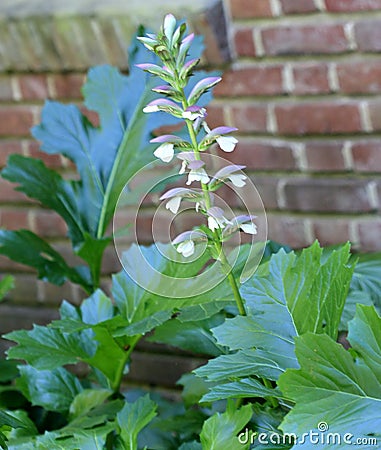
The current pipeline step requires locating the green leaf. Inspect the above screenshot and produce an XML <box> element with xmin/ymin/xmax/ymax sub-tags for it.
<box><xmin>195</xmin><ymin>349</ymin><xmax>287</xmax><ymax>383</ymax></box>
<box><xmin>278</xmin><ymin>305</ymin><xmax>381</xmax><ymax>444</ymax></box>
<box><xmin>0</xmin><ymin>276</ymin><xmax>14</xmax><ymax>301</ymax></box>
<box><xmin>80</xmin><ymin>289</ymin><xmax>114</xmax><ymax>325</ymax></box>
<box><xmin>196</xmin><ymin>242</ymin><xmax>355</xmax><ymax>404</ymax></box>
<box><xmin>148</xmin><ymin>314</ymin><xmax>225</xmax><ymax>356</ymax></box>
<box><xmin>340</xmin><ymin>289</ymin><xmax>373</xmax><ymax>329</ymax></box>
<box><xmin>5</xmin><ymin>326</ymin><xmax>95</xmax><ymax>369</ymax></box>
<box><xmin>116</xmin><ymin>395</ymin><xmax>157</xmax><ymax>450</ymax></box>
<box><xmin>178</xmin><ymin>442</ymin><xmax>202</xmax><ymax>450</ymax></box>
<box><xmin>0</xmin><ymin>359</ymin><xmax>19</xmax><ymax>383</ymax></box>
<box><xmin>350</xmin><ymin>252</ymin><xmax>381</xmax><ymax>309</ymax></box>
<box><xmin>69</xmin><ymin>389</ymin><xmax>112</xmax><ymax>419</ymax></box>
<box><xmin>200</xmin><ymin>404</ymin><xmax>252</xmax><ymax>450</ymax></box>
<box><xmin>177</xmin><ymin>373</ymin><xmax>212</xmax><ymax>408</ymax></box>
<box><xmin>201</xmin><ymin>378</ymin><xmax>281</xmax><ymax>402</ymax></box>
<box><xmin>0</xmin><ymin>230</ymin><xmax>89</xmax><ymax>288</ymax></box>
<box><xmin>16</xmin><ymin>366</ymin><xmax>83</xmax><ymax>413</ymax></box>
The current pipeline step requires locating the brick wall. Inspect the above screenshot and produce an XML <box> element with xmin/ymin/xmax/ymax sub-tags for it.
<box><xmin>0</xmin><ymin>0</ymin><xmax>381</xmax><ymax>346</ymax></box>
<box><xmin>223</xmin><ymin>0</ymin><xmax>381</xmax><ymax>250</ymax></box>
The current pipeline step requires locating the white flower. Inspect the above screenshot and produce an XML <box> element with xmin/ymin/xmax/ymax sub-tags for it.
<box><xmin>153</xmin><ymin>143</ymin><xmax>174</xmax><ymax>162</ymax></box>
<box><xmin>228</xmin><ymin>173</ymin><xmax>247</xmax><ymax>187</ymax></box>
<box><xmin>165</xmin><ymin>196</ymin><xmax>181</xmax><ymax>214</ymax></box>
<box><xmin>240</xmin><ymin>222</ymin><xmax>257</xmax><ymax>235</ymax></box>
<box><xmin>207</xmin><ymin>207</ymin><xmax>231</xmax><ymax>231</ymax></box>
<box><xmin>186</xmin><ymin>168</ymin><xmax>210</xmax><ymax>185</ymax></box>
<box><xmin>217</xmin><ymin>135</ymin><xmax>238</xmax><ymax>152</ymax></box>
<box><xmin>182</xmin><ymin>107</ymin><xmax>206</xmax><ymax>121</ymax></box>
<box><xmin>179</xmin><ymin>160</ymin><xmax>187</xmax><ymax>174</ymax></box>
<box><xmin>143</xmin><ymin>104</ymin><xmax>160</xmax><ymax>113</ymax></box>
<box><xmin>176</xmin><ymin>240</ymin><xmax>195</xmax><ymax>257</ymax></box>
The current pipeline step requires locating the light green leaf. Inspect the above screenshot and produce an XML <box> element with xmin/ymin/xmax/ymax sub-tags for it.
<box><xmin>195</xmin><ymin>349</ymin><xmax>287</xmax><ymax>383</ymax></box>
<box><xmin>200</xmin><ymin>404</ymin><xmax>252</xmax><ymax>450</ymax></box>
<box><xmin>80</xmin><ymin>289</ymin><xmax>114</xmax><ymax>325</ymax></box>
<box><xmin>69</xmin><ymin>389</ymin><xmax>112</xmax><ymax>420</ymax></box>
<box><xmin>278</xmin><ymin>305</ymin><xmax>381</xmax><ymax>446</ymax></box>
<box><xmin>201</xmin><ymin>378</ymin><xmax>281</xmax><ymax>402</ymax></box>
<box><xmin>16</xmin><ymin>366</ymin><xmax>83</xmax><ymax>413</ymax></box>
<box><xmin>0</xmin><ymin>276</ymin><xmax>14</xmax><ymax>301</ymax></box>
<box><xmin>116</xmin><ymin>395</ymin><xmax>157</xmax><ymax>450</ymax></box>
<box><xmin>350</xmin><ymin>252</ymin><xmax>381</xmax><ymax>309</ymax></box>
<box><xmin>340</xmin><ymin>289</ymin><xmax>373</xmax><ymax>329</ymax></box>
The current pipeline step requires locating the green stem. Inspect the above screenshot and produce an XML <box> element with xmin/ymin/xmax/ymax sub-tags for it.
<box><xmin>112</xmin><ymin>334</ymin><xmax>141</xmax><ymax>393</ymax></box>
<box><xmin>182</xmin><ymin>98</ymin><xmax>247</xmax><ymax>317</ymax></box>
<box><xmin>263</xmin><ymin>377</ymin><xmax>279</xmax><ymax>408</ymax></box>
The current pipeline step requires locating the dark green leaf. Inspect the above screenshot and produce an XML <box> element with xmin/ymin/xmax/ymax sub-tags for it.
<box><xmin>149</xmin><ymin>314</ymin><xmax>225</xmax><ymax>356</ymax></box>
<box><xmin>0</xmin><ymin>230</ymin><xmax>88</xmax><ymax>288</ymax></box>
<box><xmin>16</xmin><ymin>366</ymin><xmax>83</xmax><ymax>413</ymax></box>
<box><xmin>5</xmin><ymin>326</ymin><xmax>95</xmax><ymax>369</ymax></box>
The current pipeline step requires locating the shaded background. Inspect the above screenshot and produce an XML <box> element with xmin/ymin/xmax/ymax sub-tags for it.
<box><xmin>1</xmin><ymin>0</ymin><xmax>381</xmax><ymax>383</ymax></box>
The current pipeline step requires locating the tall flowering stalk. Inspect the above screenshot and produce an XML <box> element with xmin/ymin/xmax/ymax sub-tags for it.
<box><xmin>137</xmin><ymin>14</ymin><xmax>257</xmax><ymax>316</ymax></box>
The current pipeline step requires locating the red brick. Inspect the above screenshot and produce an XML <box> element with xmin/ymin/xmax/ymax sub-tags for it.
<box><xmin>215</xmin><ymin>67</ymin><xmax>284</xmax><ymax>97</ymax></box>
<box><xmin>229</xmin><ymin>0</ymin><xmax>273</xmax><ymax>19</ymax></box>
<box><xmin>0</xmin><ymin>140</ymin><xmax>24</xmax><ymax>167</ymax></box>
<box><xmin>268</xmin><ymin>215</ymin><xmax>312</xmax><ymax>248</ymax></box>
<box><xmin>0</xmin><ymin>178</ymin><xmax>34</xmax><ymax>203</ymax></box>
<box><xmin>358</xmin><ymin>221</ymin><xmax>381</xmax><ymax>252</ymax></box>
<box><xmin>337</xmin><ymin>60</ymin><xmax>381</xmax><ymax>94</ymax></box>
<box><xmin>230</xmin><ymin>104</ymin><xmax>268</xmax><ymax>133</ymax></box>
<box><xmin>275</xmin><ymin>102</ymin><xmax>362</xmax><ymax>135</ymax></box>
<box><xmin>262</xmin><ymin>25</ymin><xmax>349</xmax><ymax>56</ymax></box>
<box><xmin>367</xmin><ymin>99</ymin><xmax>381</xmax><ymax>131</ymax></box>
<box><xmin>0</xmin><ymin>77</ymin><xmax>13</xmax><ymax>101</ymax></box>
<box><xmin>249</xmin><ymin>175</ymin><xmax>279</xmax><ymax>209</ymax></box>
<box><xmin>32</xmin><ymin>210</ymin><xmax>67</xmax><ymax>238</ymax></box>
<box><xmin>305</xmin><ymin>141</ymin><xmax>347</xmax><ymax>172</ymax></box>
<box><xmin>352</xmin><ymin>141</ymin><xmax>381</xmax><ymax>172</ymax></box>
<box><xmin>280</xmin><ymin>0</ymin><xmax>318</xmax><ymax>13</ymax></box>
<box><xmin>51</xmin><ymin>74</ymin><xmax>84</xmax><ymax>99</ymax></box>
<box><xmin>206</xmin><ymin>104</ymin><xmax>225</xmax><ymax>128</ymax></box>
<box><xmin>18</xmin><ymin>75</ymin><xmax>49</xmax><ymax>100</ymax></box>
<box><xmin>292</xmin><ymin>63</ymin><xmax>330</xmax><ymax>95</ymax></box>
<box><xmin>326</xmin><ymin>0</ymin><xmax>381</xmax><ymax>12</ymax></box>
<box><xmin>27</xmin><ymin>140</ymin><xmax>63</xmax><ymax>168</ymax></box>
<box><xmin>223</xmin><ymin>140</ymin><xmax>296</xmax><ymax>170</ymax></box>
<box><xmin>355</xmin><ymin>20</ymin><xmax>381</xmax><ymax>52</ymax></box>
<box><xmin>0</xmin><ymin>208</ymin><xmax>29</xmax><ymax>230</ymax></box>
<box><xmin>312</xmin><ymin>218</ymin><xmax>350</xmax><ymax>246</ymax></box>
<box><xmin>0</xmin><ymin>106</ymin><xmax>35</xmax><ymax>137</ymax></box>
<box><xmin>283</xmin><ymin>178</ymin><xmax>374</xmax><ymax>213</ymax></box>
<box><xmin>234</xmin><ymin>28</ymin><xmax>256</xmax><ymax>57</ymax></box>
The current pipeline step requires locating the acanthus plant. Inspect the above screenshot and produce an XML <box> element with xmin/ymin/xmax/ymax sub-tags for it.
<box><xmin>137</xmin><ymin>14</ymin><xmax>257</xmax><ymax>317</ymax></box>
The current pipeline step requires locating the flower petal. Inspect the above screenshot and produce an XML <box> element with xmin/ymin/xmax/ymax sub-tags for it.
<box><xmin>240</xmin><ymin>223</ymin><xmax>258</xmax><ymax>235</ymax></box>
<box><xmin>228</xmin><ymin>174</ymin><xmax>247</xmax><ymax>187</ymax></box>
<box><xmin>153</xmin><ymin>143</ymin><xmax>174</xmax><ymax>162</ymax></box>
<box><xmin>176</xmin><ymin>240</ymin><xmax>195</xmax><ymax>257</ymax></box>
<box><xmin>166</xmin><ymin>196</ymin><xmax>182</xmax><ymax>214</ymax></box>
<box><xmin>217</xmin><ymin>136</ymin><xmax>238</xmax><ymax>152</ymax></box>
